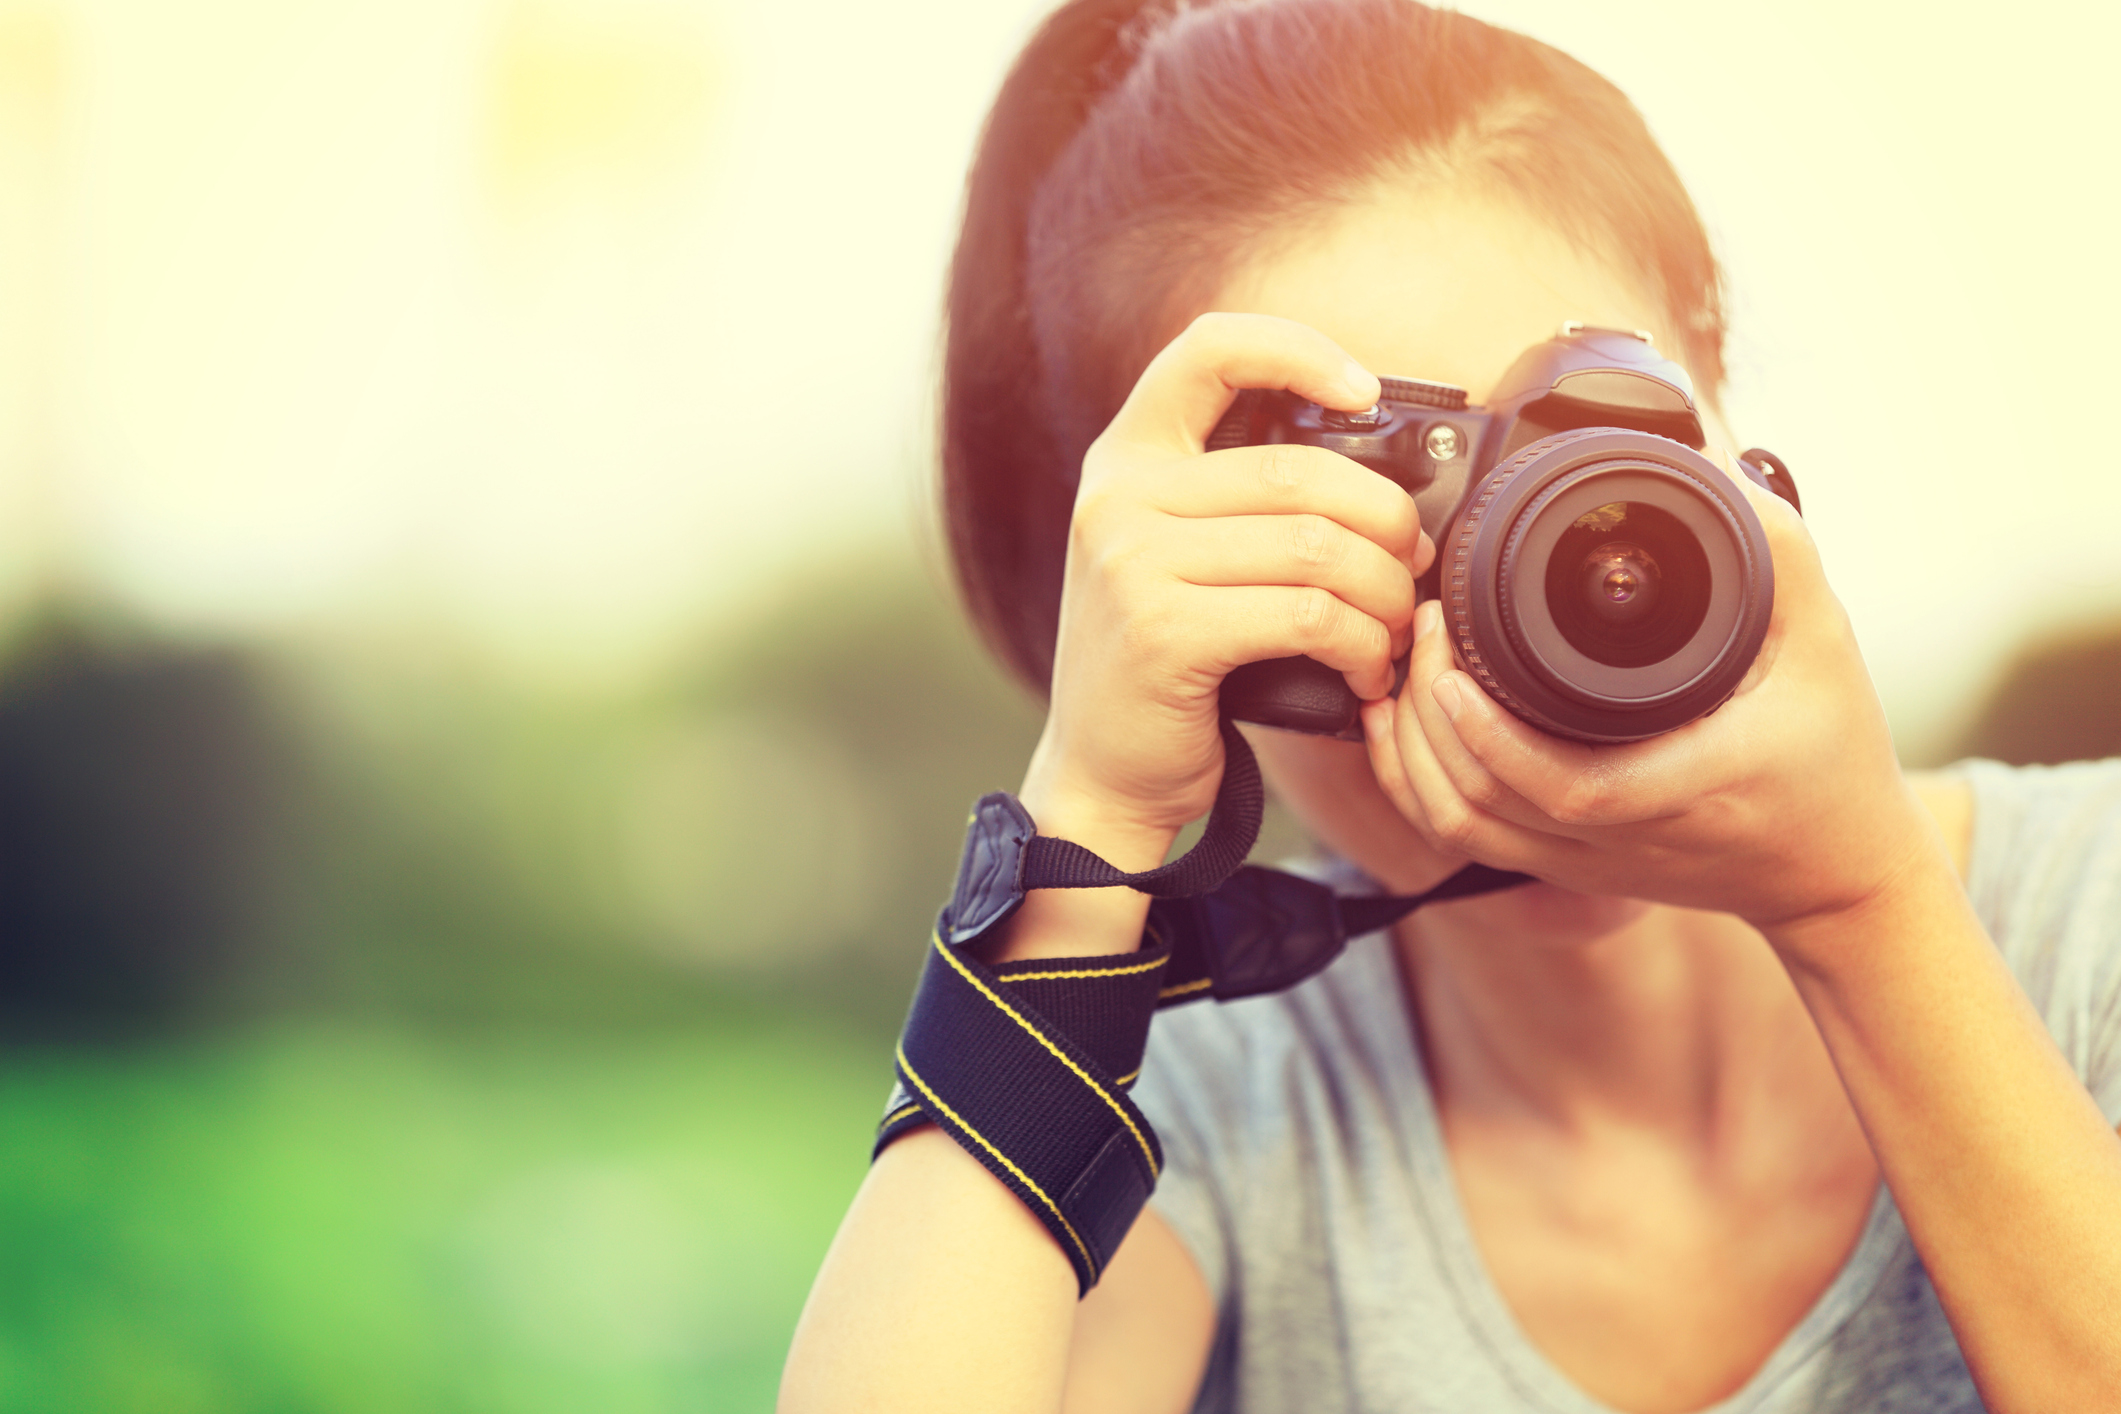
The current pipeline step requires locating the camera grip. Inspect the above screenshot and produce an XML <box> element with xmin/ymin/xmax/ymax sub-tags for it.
<box><xmin>1220</xmin><ymin>655</ymin><xmax>1365</xmax><ymax>740</ymax></box>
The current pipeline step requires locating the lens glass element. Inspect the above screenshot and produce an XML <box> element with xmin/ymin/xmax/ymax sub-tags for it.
<box><xmin>1542</xmin><ymin>502</ymin><xmax>1709</xmax><ymax>668</ymax></box>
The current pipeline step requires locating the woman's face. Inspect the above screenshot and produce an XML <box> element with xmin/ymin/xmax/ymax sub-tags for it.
<box><xmin>1208</xmin><ymin>180</ymin><xmax>1733</xmax><ymax>942</ymax></box>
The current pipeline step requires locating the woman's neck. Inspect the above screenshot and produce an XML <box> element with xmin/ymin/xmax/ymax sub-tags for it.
<box><xmin>1397</xmin><ymin>890</ymin><xmax>1831</xmax><ymax>1148</ymax></box>
<box><xmin>1381</xmin><ymin>774</ymin><xmax>1975</xmax><ymax>1146</ymax></box>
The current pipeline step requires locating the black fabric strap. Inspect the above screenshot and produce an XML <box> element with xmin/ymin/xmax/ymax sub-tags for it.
<box><xmin>1340</xmin><ymin>862</ymin><xmax>1537</xmax><ymax>934</ymax></box>
<box><xmin>1148</xmin><ymin>860</ymin><xmax>1530</xmax><ymax>1007</ymax></box>
<box><xmin>877</xmin><ymin>929</ymin><xmax>1170</xmax><ymax>1294</ymax></box>
<box><xmin>1019</xmin><ymin>717</ymin><xmax>1264</xmax><ymax>898</ymax></box>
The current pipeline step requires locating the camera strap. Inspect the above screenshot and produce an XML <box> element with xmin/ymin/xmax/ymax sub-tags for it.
<box><xmin>874</xmin><ymin>719</ymin><xmax>1531</xmax><ymax>1293</ymax></box>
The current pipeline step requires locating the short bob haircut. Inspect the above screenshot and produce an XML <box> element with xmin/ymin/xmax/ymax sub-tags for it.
<box><xmin>942</xmin><ymin>0</ymin><xmax>1727</xmax><ymax>695</ymax></box>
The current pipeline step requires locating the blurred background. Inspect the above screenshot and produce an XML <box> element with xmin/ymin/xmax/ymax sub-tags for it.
<box><xmin>0</xmin><ymin>1</ymin><xmax>2117</xmax><ymax>1409</ymax></box>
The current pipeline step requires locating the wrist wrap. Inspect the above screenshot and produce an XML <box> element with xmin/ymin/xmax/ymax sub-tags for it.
<box><xmin>875</xmin><ymin>721</ymin><xmax>1530</xmax><ymax>1293</ymax></box>
<box><xmin>878</xmin><ymin>929</ymin><xmax>1171</xmax><ymax>1291</ymax></box>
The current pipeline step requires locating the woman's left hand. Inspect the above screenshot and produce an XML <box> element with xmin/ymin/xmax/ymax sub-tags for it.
<box><xmin>1369</xmin><ymin>454</ymin><xmax>2121</xmax><ymax>1411</ymax></box>
<box><xmin>1361</xmin><ymin>453</ymin><xmax>1950</xmax><ymax>946</ymax></box>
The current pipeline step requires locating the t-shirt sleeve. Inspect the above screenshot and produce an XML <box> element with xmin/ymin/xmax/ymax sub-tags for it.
<box><xmin>1961</xmin><ymin>757</ymin><xmax>2121</xmax><ymax>1122</ymax></box>
<box><xmin>1129</xmin><ymin>1003</ymin><xmax>1247</xmax><ymax>1306</ymax></box>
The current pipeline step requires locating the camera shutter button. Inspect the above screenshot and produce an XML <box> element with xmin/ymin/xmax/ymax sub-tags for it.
<box><xmin>1321</xmin><ymin>404</ymin><xmax>1386</xmax><ymax>430</ymax></box>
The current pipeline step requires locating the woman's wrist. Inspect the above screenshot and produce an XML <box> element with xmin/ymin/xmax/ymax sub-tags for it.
<box><xmin>1015</xmin><ymin>740</ymin><xmax>1191</xmax><ymax>875</ymax></box>
<box><xmin>1016</xmin><ymin>789</ymin><xmax>1183</xmax><ymax>874</ymax></box>
<box><xmin>1759</xmin><ymin>836</ymin><xmax>1969</xmax><ymax>986</ymax></box>
<box><xmin>973</xmin><ymin>775</ymin><xmax>1183</xmax><ymax>966</ymax></box>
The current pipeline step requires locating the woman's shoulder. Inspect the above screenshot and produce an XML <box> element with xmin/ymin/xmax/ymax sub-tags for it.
<box><xmin>1950</xmin><ymin>756</ymin><xmax>2121</xmax><ymax>903</ymax></box>
<box><xmin>1904</xmin><ymin>757</ymin><xmax>2121</xmax><ymax>905</ymax></box>
<box><xmin>1945</xmin><ymin>758</ymin><xmax>2121</xmax><ymax>1112</ymax></box>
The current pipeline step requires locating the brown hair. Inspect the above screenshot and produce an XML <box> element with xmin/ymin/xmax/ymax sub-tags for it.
<box><xmin>943</xmin><ymin>0</ymin><xmax>1726</xmax><ymax>694</ymax></box>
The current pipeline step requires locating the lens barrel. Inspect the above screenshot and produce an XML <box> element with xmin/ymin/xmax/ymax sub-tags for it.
<box><xmin>1444</xmin><ymin>429</ymin><xmax>1773</xmax><ymax>743</ymax></box>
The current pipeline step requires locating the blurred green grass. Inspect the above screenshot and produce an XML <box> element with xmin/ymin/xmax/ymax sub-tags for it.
<box><xmin>0</xmin><ymin>1013</ymin><xmax>883</xmax><ymax>1414</ymax></box>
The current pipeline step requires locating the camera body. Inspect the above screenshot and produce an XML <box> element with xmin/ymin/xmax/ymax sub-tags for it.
<box><xmin>1210</xmin><ymin>326</ymin><xmax>1799</xmax><ymax>743</ymax></box>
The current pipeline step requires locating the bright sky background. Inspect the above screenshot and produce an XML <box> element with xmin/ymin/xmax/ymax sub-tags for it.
<box><xmin>2</xmin><ymin>0</ymin><xmax>2118</xmax><ymax>759</ymax></box>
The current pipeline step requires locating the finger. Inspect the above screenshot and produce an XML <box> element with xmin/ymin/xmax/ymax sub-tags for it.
<box><xmin>1408</xmin><ymin>590</ymin><xmax>1624</xmax><ymax>825</ymax></box>
<box><xmin>1702</xmin><ymin>446</ymin><xmax>1841</xmax><ymax>698</ymax></box>
<box><xmin>1361</xmin><ymin>690</ymin><xmax>1475</xmax><ymax>858</ymax></box>
<box><xmin>1425</xmin><ymin>666</ymin><xmax>1654</xmax><ymax>830</ymax></box>
<box><xmin>1708</xmin><ymin>446</ymin><xmax>1830</xmax><ymax>616</ymax></box>
<box><xmin>1145</xmin><ymin>443</ymin><xmax>1424</xmax><ymax>565</ymax></box>
<box><xmin>1359</xmin><ymin>693</ymin><xmax>1459</xmax><ymax>855</ymax></box>
<box><xmin>1163</xmin><ymin>514</ymin><xmax>1416</xmax><ymax>653</ymax></box>
<box><xmin>1363</xmin><ymin>675</ymin><xmax>1463</xmax><ymax>853</ymax></box>
<box><xmin>1193</xmin><ymin>583</ymin><xmax>1397</xmax><ymax>701</ymax></box>
<box><xmin>1422</xmin><ymin>658</ymin><xmax>1732</xmax><ymax>829</ymax></box>
<box><xmin>1368</xmin><ymin>606</ymin><xmax>1547</xmax><ymax>865</ymax></box>
<box><xmin>1399</xmin><ymin>603</ymin><xmax>1573</xmax><ymax>835</ymax></box>
<box><xmin>1104</xmin><ymin>312</ymin><xmax>1379</xmax><ymax>453</ymax></box>
<box><xmin>1411</xmin><ymin>526</ymin><xmax>1437</xmax><ymax>581</ymax></box>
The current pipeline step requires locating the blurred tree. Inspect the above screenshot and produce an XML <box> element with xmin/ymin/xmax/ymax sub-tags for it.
<box><xmin>1949</xmin><ymin>620</ymin><xmax>2121</xmax><ymax>766</ymax></box>
<box><xmin>657</xmin><ymin>551</ymin><xmax>1048</xmax><ymax>1031</ymax></box>
<box><xmin>255</xmin><ymin>547</ymin><xmax>1051</xmax><ymax>1038</ymax></box>
<box><xmin>0</xmin><ymin>621</ymin><xmax>302</xmax><ymax>1038</ymax></box>
<box><xmin>0</xmin><ymin>546</ymin><xmax>1323</xmax><ymax>1041</ymax></box>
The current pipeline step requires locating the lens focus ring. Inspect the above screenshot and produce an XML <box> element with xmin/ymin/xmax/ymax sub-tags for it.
<box><xmin>1442</xmin><ymin>428</ymin><xmax>1775</xmax><ymax>743</ymax></box>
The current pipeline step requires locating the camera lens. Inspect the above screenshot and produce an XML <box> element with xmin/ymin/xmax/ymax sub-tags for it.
<box><xmin>1543</xmin><ymin>504</ymin><xmax>1709</xmax><ymax>669</ymax></box>
<box><xmin>1447</xmin><ymin>430</ymin><xmax>1774</xmax><ymax>743</ymax></box>
<box><xmin>1584</xmin><ymin>543</ymin><xmax>1656</xmax><ymax>618</ymax></box>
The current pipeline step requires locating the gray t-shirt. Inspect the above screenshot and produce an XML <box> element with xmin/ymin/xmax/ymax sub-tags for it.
<box><xmin>1131</xmin><ymin>759</ymin><xmax>2121</xmax><ymax>1413</ymax></box>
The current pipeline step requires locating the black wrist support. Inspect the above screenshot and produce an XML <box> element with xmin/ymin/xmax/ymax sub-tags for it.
<box><xmin>875</xmin><ymin>721</ymin><xmax>1531</xmax><ymax>1294</ymax></box>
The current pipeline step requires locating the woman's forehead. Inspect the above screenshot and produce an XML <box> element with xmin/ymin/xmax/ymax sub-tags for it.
<box><xmin>1207</xmin><ymin>185</ymin><xmax>1673</xmax><ymax>401</ymax></box>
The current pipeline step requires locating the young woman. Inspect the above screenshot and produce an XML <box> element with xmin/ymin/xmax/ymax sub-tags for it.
<box><xmin>781</xmin><ymin>2</ymin><xmax>2121</xmax><ymax>1410</ymax></box>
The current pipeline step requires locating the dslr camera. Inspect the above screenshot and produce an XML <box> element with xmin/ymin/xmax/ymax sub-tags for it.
<box><xmin>1211</xmin><ymin>325</ymin><xmax>1799</xmax><ymax>743</ymax></box>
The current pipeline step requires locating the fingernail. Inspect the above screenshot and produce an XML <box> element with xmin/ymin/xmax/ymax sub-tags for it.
<box><xmin>1432</xmin><ymin>673</ymin><xmax>1464</xmax><ymax>720</ymax></box>
<box><xmin>1342</xmin><ymin>359</ymin><xmax>1379</xmax><ymax>402</ymax></box>
<box><xmin>1415</xmin><ymin>600</ymin><xmax>1442</xmax><ymax>639</ymax></box>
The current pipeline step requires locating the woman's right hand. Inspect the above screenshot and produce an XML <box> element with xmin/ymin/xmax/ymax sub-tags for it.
<box><xmin>1011</xmin><ymin>313</ymin><xmax>1432</xmax><ymax>925</ymax></box>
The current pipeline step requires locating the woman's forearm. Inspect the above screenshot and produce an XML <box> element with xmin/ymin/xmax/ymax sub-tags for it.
<box><xmin>779</xmin><ymin>765</ymin><xmax>1187</xmax><ymax>1410</ymax></box>
<box><xmin>1773</xmin><ymin>864</ymin><xmax>2121</xmax><ymax>1412</ymax></box>
<box><xmin>779</xmin><ymin>1127</ymin><xmax>1080</xmax><ymax>1414</ymax></box>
